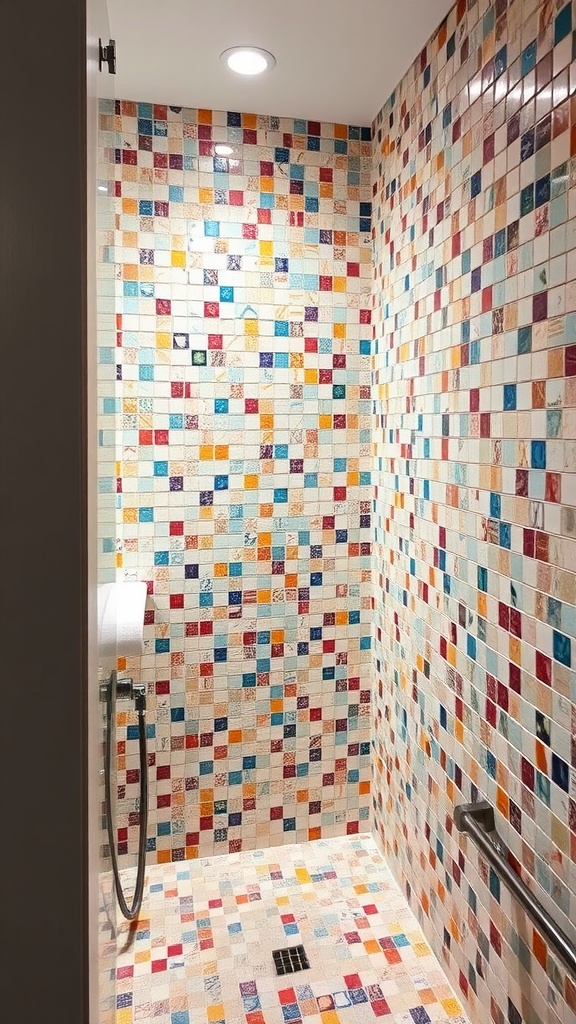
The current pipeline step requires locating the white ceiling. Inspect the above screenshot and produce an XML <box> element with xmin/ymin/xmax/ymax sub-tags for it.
<box><xmin>107</xmin><ymin>0</ymin><xmax>454</xmax><ymax>126</ymax></box>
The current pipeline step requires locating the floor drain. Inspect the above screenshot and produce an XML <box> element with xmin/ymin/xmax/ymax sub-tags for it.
<box><xmin>272</xmin><ymin>944</ymin><xmax>310</xmax><ymax>975</ymax></box>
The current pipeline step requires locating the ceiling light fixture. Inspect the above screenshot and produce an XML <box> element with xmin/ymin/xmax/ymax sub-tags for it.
<box><xmin>220</xmin><ymin>45</ymin><xmax>276</xmax><ymax>76</ymax></box>
<box><xmin>214</xmin><ymin>144</ymin><xmax>234</xmax><ymax>156</ymax></box>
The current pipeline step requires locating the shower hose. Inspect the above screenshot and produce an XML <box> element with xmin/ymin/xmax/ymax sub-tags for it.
<box><xmin>104</xmin><ymin>674</ymin><xmax>149</xmax><ymax>920</ymax></box>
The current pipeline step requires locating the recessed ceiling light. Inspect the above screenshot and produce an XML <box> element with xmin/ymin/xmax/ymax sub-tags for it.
<box><xmin>214</xmin><ymin>144</ymin><xmax>234</xmax><ymax>156</ymax></box>
<box><xmin>220</xmin><ymin>46</ymin><xmax>276</xmax><ymax>76</ymax></box>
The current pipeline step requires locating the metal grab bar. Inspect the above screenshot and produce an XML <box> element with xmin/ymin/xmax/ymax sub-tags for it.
<box><xmin>454</xmin><ymin>801</ymin><xmax>576</xmax><ymax>979</ymax></box>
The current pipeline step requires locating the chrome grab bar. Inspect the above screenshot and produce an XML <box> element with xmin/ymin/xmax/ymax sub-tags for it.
<box><xmin>454</xmin><ymin>801</ymin><xmax>576</xmax><ymax>978</ymax></box>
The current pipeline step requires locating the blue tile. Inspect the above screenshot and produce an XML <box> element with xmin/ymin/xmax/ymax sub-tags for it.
<box><xmin>495</xmin><ymin>45</ymin><xmax>507</xmax><ymax>77</ymax></box>
<box><xmin>499</xmin><ymin>523</ymin><xmax>511</xmax><ymax>549</ymax></box>
<box><xmin>531</xmin><ymin>440</ymin><xmax>546</xmax><ymax>469</ymax></box>
<box><xmin>503</xmin><ymin>384</ymin><xmax>517</xmax><ymax>410</ymax></box>
<box><xmin>553</xmin><ymin>630</ymin><xmax>571</xmax><ymax>667</ymax></box>
<box><xmin>552</xmin><ymin>754</ymin><xmax>569</xmax><ymax>791</ymax></box>
<box><xmin>554</xmin><ymin>3</ymin><xmax>572</xmax><ymax>45</ymax></box>
<box><xmin>521</xmin><ymin>40</ymin><xmax>537</xmax><ymax>76</ymax></box>
<box><xmin>518</xmin><ymin>325</ymin><xmax>532</xmax><ymax>353</ymax></box>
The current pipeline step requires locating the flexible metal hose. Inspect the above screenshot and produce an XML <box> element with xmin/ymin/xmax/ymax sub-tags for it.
<box><xmin>104</xmin><ymin>682</ymin><xmax>149</xmax><ymax>920</ymax></box>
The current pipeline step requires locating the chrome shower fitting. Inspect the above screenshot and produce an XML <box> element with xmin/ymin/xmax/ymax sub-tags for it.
<box><xmin>101</xmin><ymin>669</ymin><xmax>149</xmax><ymax>920</ymax></box>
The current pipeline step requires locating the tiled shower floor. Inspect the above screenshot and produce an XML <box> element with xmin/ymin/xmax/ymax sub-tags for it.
<box><xmin>102</xmin><ymin>834</ymin><xmax>470</xmax><ymax>1024</ymax></box>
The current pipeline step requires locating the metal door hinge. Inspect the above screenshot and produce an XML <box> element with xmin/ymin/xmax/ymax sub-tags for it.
<box><xmin>99</xmin><ymin>38</ymin><xmax>116</xmax><ymax>75</ymax></box>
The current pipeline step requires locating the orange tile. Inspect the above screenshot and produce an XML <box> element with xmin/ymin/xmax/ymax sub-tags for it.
<box><xmin>496</xmin><ymin>787</ymin><xmax>509</xmax><ymax>818</ymax></box>
<box><xmin>363</xmin><ymin>939</ymin><xmax>381</xmax><ymax>954</ymax></box>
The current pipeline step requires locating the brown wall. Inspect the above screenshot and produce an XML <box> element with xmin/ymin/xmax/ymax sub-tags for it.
<box><xmin>0</xmin><ymin>1</ymin><xmax>89</xmax><ymax>1021</ymax></box>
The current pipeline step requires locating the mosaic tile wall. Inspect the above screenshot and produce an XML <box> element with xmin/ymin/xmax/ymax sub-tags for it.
<box><xmin>371</xmin><ymin>1</ymin><xmax>576</xmax><ymax>1023</ymax></box>
<box><xmin>100</xmin><ymin>101</ymin><xmax>373</xmax><ymax>864</ymax></box>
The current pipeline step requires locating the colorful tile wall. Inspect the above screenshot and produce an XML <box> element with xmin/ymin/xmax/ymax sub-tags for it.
<box><xmin>371</xmin><ymin>2</ymin><xmax>576</xmax><ymax>1024</ymax></box>
<box><xmin>99</xmin><ymin>101</ymin><xmax>373</xmax><ymax>864</ymax></box>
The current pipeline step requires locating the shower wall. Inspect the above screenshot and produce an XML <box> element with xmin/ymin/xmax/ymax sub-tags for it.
<box><xmin>371</xmin><ymin>1</ymin><xmax>576</xmax><ymax>1023</ymax></box>
<box><xmin>102</xmin><ymin>100</ymin><xmax>373</xmax><ymax>862</ymax></box>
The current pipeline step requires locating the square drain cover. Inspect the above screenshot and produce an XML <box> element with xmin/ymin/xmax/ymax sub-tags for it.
<box><xmin>272</xmin><ymin>944</ymin><xmax>310</xmax><ymax>975</ymax></box>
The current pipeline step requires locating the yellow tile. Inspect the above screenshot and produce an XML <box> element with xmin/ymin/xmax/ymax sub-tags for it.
<box><xmin>171</xmin><ymin>250</ymin><xmax>186</xmax><ymax>267</ymax></box>
<box><xmin>413</xmin><ymin>941</ymin><xmax>431</xmax><ymax>956</ymax></box>
<box><xmin>442</xmin><ymin>997</ymin><xmax>463</xmax><ymax>1016</ymax></box>
<box><xmin>207</xmin><ymin>1005</ymin><xmax>224</xmax><ymax>1021</ymax></box>
<box><xmin>320</xmin><ymin>1012</ymin><xmax>341</xmax><ymax>1024</ymax></box>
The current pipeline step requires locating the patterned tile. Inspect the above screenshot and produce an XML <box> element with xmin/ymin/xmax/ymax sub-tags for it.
<box><xmin>97</xmin><ymin>104</ymin><xmax>373</xmax><ymax>863</ymax></box>
<box><xmin>96</xmin><ymin>5</ymin><xmax>576</xmax><ymax>1024</ymax></box>
<box><xmin>99</xmin><ymin>834</ymin><xmax>469</xmax><ymax>1024</ymax></box>
<box><xmin>372</xmin><ymin>2</ymin><xmax>576</xmax><ymax>1023</ymax></box>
